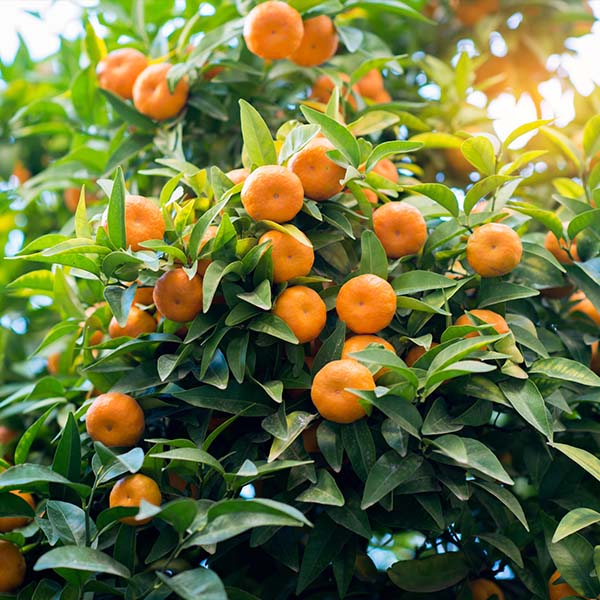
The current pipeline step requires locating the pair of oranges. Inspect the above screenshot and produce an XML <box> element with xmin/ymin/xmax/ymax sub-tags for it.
<box><xmin>243</xmin><ymin>1</ymin><xmax>338</xmax><ymax>67</ymax></box>
<box><xmin>97</xmin><ymin>48</ymin><xmax>188</xmax><ymax>121</ymax></box>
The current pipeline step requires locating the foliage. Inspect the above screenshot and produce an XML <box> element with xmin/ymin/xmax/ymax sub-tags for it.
<box><xmin>2</xmin><ymin>0</ymin><xmax>600</xmax><ymax>598</ymax></box>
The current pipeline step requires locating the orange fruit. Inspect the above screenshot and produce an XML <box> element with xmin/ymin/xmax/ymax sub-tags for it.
<box><xmin>372</xmin><ymin>202</ymin><xmax>427</xmax><ymax>258</ymax></box>
<box><xmin>302</xmin><ymin>424</ymin><xmax>320</xmax><ymax>453</ymax></box>
<box><xmin>0</xmin><ymin>491</ymin><xmax>35</xmax><ymax>533</ymax></box>
<box><xmin>455</xmin><ymin>309</ymin><xmax>510</xmax><ymax>338</ymax></box>
<box><xmin>153</xmin><ymin>268</ymin><xmax>204</xmax><ymax>323</ymax></box>
<box><xmin>0</xmin><ymin>540</ymin><xmax>26</xmax><ymax>593</ymax></box>
<box><xmin>372</xmin><ymin>158</ymin><xmax>398</xmax><ymax>183</ymax></box>
<box><xmin>474</xmin><ymin>55</ymin><xmax>510</xmax><ymax>99</ymax></box>
<box><xmin>289</xmin><ymin>15</ymin><xmax>338</xmax><ymax>67</ymax></box>
<box><xmin>469</xmin><ymin>578</ymin><xmax>505</xmax><ymax>600</ymax></box>
<box><xmin>132</xmin><ymin>63</ymin><xmax>189</xmax><ymax>121</ymax></box>
<box><xmin>548</xmin><ymin>570</ymin><xmax>583</xmax><ymax>600</ymax></box>
<box><xmin>569</xmin><ymin>291</ymin><xmax>600</xmax><ymax>326</ymax></box>
<box><xmin>591</xmin><ymin>342</ymin><xmax>600</xmax><ymax>374</ymax></box>
<box><xmin>241</xmin><ymin>165</ymin><xmax>304</xmax><ymax>222</ymax></box>
<box><xmin>466</xmin><ymin>223</ymin><xmax>522</xmax><ymax>278</ymax></box>
<box><xmin>0</xmin><ymin>426</ymin><xmax>18</xmax><ymax>445</ymax></box>
<box><xmin>372</xmin><ymin>90</ymin><xmax>392</xmax><ymax>104</ymax></box>
<box><xmin>310</xmin><ymin>73</ymin><xmax>356</xmax><ymax>108</ymax></box>
<box><xmin>404</xmin><ymin>342</ymin><xmax>439</xmax><ymax>367</ymax></box>
<box><xmin>85</xmin><ymin>392</ymin><xmax>145</xmax><ymax>447</ymax></box>
<box><xmin>97</xmin><ymin>48</ymin><xmax>148</xmax><ymax>100</ymax></box>
<box><xmin>311</xmin><ymin>359</ymin><xmax>375</xmax><ymax>423</ymax></box>
<box><xmin>273</xmin><ymin>285</ymin><xmax>327</xmax><ymax>344</ymax></box>
<box><xmin>545</xmin><ymin>230</ymin><xmax>579</xmax><ymax>264</ymax></box>
<box><xmin>109</xmin><ymin>474</ymin><xmax>162</xmax><ymax>526</ymax></box>
<box><xmin>258</xmin><ymin>229</ymin><xmax>314</xmax><ymax>283</ymax></box>
<box><xmin>273</xmin><ymin>286</ymin><xmax>327</xmax><ymax>343</ymax></box>
<box><xmin>450</xmin><ymin>0</ymin><xmax>499</xmax><ymax>26</ymax></box>
<box><xmin>342</xmin><ymin>334</ymin><xmax>395</xmax><ymax>378</ymax></box>
<box><xmin>133</xmin><ymin>286</ymin><xmax>155</xmax><ymax>306</ymax></box>
<box><xmin>288</xmin><ymin>138</ymin><xmax>345</xmax><ymax>201</ymax></box>
<box><xmin>226</xmin><ymin>167</ymin><xmax>250</xmax><ymax>185</ymax></box>
<box><xmin>11</xmin><ymin>160</ymin><xmax>31</xmax><ymax>184</ymax></box>
<box><xmin>112</xmin><ymin>194</ymin><xmax>165</xmax><ymax>252</ymax></box>
<box><xmin>109</xmin><ymin>306</ymin><xmax>157</xmax><ymax>338</ymax></box>
<box><xmin>197</xmin><ymin>225</ymin><xmax>219</xmax><ymax>276</ymax></box>
<box><xmin>64</xmin><ymin>187</ymin><xmax>96</xmax><ymax>213</ymax></box>
<box><xmin>355</xmin><ymin>69</ymin><xmax>384</xmax><ymax>99</ymax></box>
<box><xmin>243</xmin><ymin>1</ymin><xmax>304</xmax><ymax>60</ymax></box>
<box><xmin>336</xmin><ymin>274</ymin><xmax>397</xmax><ymax>334</ymax></box>
<box><xmin>47</xmin><ymin>352</ymin><xmax>61</xmax><ymax>375</ymax></box>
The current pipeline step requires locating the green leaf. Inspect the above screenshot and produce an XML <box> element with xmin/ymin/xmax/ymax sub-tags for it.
<box><xmin>361</xmin><ymin>453</ymin><xmax>422</xmax><ymax>509</ymax></box>
<box><xmin>365</xmin><ymin>140</ymin><xmax>423</xmax><ymax>172</ymax></box>
<box><xmin>431</xmin><ymin>435</ymin><xmax>513</xmax><ymax>485</ymax></box>
<box><xmin>300</xmin><ymin>105</ymin><xmax>360</xmax><ymax>166</ymax></box>
<box><xmin>52</xmin><ymin>413</ymin><xmax>81</xmax><ymax>482</ymax></box>
<box><xmin>530</xmin><ymin>357</ymin><xmax>600</xmax><ymax>387</ymax></box>
<box><xmin>500</xmin><ymin>380</ymin><xmax>553</xmax><ymax>441</ymax></box>
<box><xmin>135</xmin><ymin>498</ymin><xmax>198</xmax><ymax>533</ymax></box>
<box><xmin>46</xmin><ymin>501</ymin><xmax>89</xmax><ymax>546</ymax></box>
<box><xmin>550</xmin><ymin>442</ymin><xmax>600</xmax><ymax>485</ymax></box>
<box><xmin>34</xmin><ymin>546</ymin><xmax>130</xmax><ymax>578</ymax></box>
<box><xmin>461</xmin><ymin>136</ymin><xmax>496</xmax><ymax>175</ymax></box>
<box><xmin>239</xmin><ymin>100</ymin><xmax>277</xmax><ymax>167</ymax></box>
<box><xmin>478</xmin><ymin>280</ymin><xmax>539</xmax><ymax>308</ymax></box>
<box><xmin>553</xmin><ymin>508</ymin><xmax>600</xmax><ymax>543</ymax></box>
<box><xmin>238</xmin><ymin>280</ymin><xmax>272</xmax><ymax>310</ymax></box>
<box><xmin>278</xmin><ymin>124</ymin><xmax>320</xmax><ymax>165</ymax></box>
<box><xmin>567</xmin><ymin>208</ymin><xmax>600</xmax><ymax>240</ymax></box>
<box><xmin>583</xmin><ymin>114</ymin><xmax>600</xmax><ymax>158</ymax></box>
<box><xmin>541</xmin><ymin>126</ymin><xmax>582</xmax><ymax>170</ymax></box>
<box><xmin>422</xmin><ymin>398</ymin><xmax>462</xmax><ymax>436</ymax></box>
<box><xmin>75</xmin><ymin>186</ymin><xmax>92</xmax><ymax>239</ymax></box>
<box><xmin>406</xmin><ymin>184</ymin><xmax>458</xmax><ymax>217</ymax></box>
<box><xmin>392</xmin><ymin>271</ymin><xmax>455</xmax><ymax>295</ymax></box>
<box><xmin>100</xmin><ymin>89</ymin><xmax>155</xmax><ymax>130</ymax></box>
<box><xmin>473</xmin><ymin>480</ymin><xmax>529</xmax><ymax>531</ymax></box>
<box><xmin>341</xmin><ymin>420</ymin><xmax>375</xmax><ymax>481</ymax></box>
<box><xmin>358</xmin><ymin>230</ymin><xmax>388</xmax><ymax>280</ymax></box>
<box><xmin>151</xmin><ymin>448</ymin><xmax>224</xmax><ymax>474</ymax></box>
<box><xmin>370</xmin><ymin>395</ymin><xmax>421</xmax><ymax>438</ymax></box>
<box><xmin>188</xmin><ymin>198</ymin><xmax>229</xmax><ymax>259</ymax></box>
<box><xmin>107</xmin><ymin>167</ymin><xmax>126</xmax><ymax>249</ymax></box>
<box><xmin>344</xmin><ymin>0</ymin><xmax>433</xmax><ymax>22</ymax></box>
<box><xmin>104</xmin><ymin>284</ymin><xmax>136</xmax><ymax>328</ymax></box>
<box><xmin>502</xmin><ymin>119</ymin><xmax>553</xmax><ymax>150</ymax></box>
<box><xmin>478</xmin><ymin>533</ymin><xmax>524</xmax><ymax>568</ymax></box>
<box><xmin>388</xmin><ymin>552</ymin><xmax>469</xmax><ymax>592</ymax></box>
<box><xmin>249</xmin><ymin>314</ymin><xmax>298</xmax><ymax>344</ymax></box>
<box><xmin>296</xmin><ymin>469</ymin><xmax>345</xmax><ymax>506</ymax></box>
<box><xmin>14</xmin><ymin>404</ymin><xmax>58</xmax><ymax>464</ymax></box>
<box><xmin>268</xmin><ymin>411</ymin><xmax>315</xmax><ymax>461</ymax></box>
<box><xmin>463</xmin><ymin>175</ymin><xmax>516</xmax><ymax>215</ymax></box>
<box><xmin>0</xmin><ymin>464</ymin><xmax>89</xmax><ymax>496</ymax></box>
<box><xmin>157</xmin><ymin>568</ymin><xmax>227</xmax><ymax>600</ymax></box>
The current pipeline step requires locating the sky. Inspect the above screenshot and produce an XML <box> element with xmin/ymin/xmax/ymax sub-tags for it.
<box><xmin>1</xmin><ymin>0</ymin><xmax>600</xmax><ymax>138</ymax></box>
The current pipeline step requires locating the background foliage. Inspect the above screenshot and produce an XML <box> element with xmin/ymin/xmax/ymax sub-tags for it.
<box><xmin>2</xmin><ymin>0</ymin><xmax>600</xmax><ymax>598</ymax></box>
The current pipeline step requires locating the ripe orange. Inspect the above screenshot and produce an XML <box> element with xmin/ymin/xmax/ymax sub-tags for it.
<box><xmin>355</xmin><ymin>69</ymin><xmax>384</xmax><ymax>99</ymax></box>
<box><xmin>85</xmin><ymin>392</ymin><xmax>145</xmax><ymax>447</ymax></box>
<box><xmin>47</xmin><ymin>352</ymin><xmax>61</xmax><ymax>375</ymax></box>
<box><xmin>226</xmin><ymin>167</ymin><xmax>250</xmax><ymax>185</ymax></box>
<box><xmin>259</xmin><ymin>229</ymin><xmax>314</xmax><ymax>283</ymax></box>
<box><xmin>372</xmin><ymin>202</ymin><xmax>427</xmax><ymax>258</ymax></box>
<box><xmin>11</xmin><ymin>160</ymin><xmax>31</xmax><ymax>184</ymax></box>
<box><xmin>311</xmin><ymin>359</ymin><xmax>375</xmax><ymax>423</ymax></box>
<box><xmin>342</xmin><ymin>334</ymin><xmax>395</xmax><ymax>378</ymax></box>
<box><xmin>289</xmin><ymin>15</ymin><xmax>338</xmax><ymax>67</ymax></box>
<box><xmin>466</xmin><ymin>223</ymin><xmax>522</xmax><ymax>278</ymax></box>
<box><xmin>0</xmin><ymin>491</ymin><xmax>35</xmax><ymax>533</ymax></box>
<box><xmin>97</xmin><ymin>48</ymin><xmax>148</xmax><ymax>100</ymax></box>
<box><xmin>243</xmin><ymin>1</ymin><xmax>304</xmax><ymax>60</ymax></box>
<box><xmin>109</xmin><ymin>306</ymin><xmax>157</xmax><ymax>338</ymax></box>
<box><xmin>336</xmin><ymin>274</ymin><xmax>397</xmax><ymax>334</ymax></box>
<box><xmin>288</xmin><ymin>138</ymin><xmax>345</xmax><ymax>201</ymax></box>
<box><xmin>197</xmin><ymin>225</ymin><xmax>218</xmax><ymax>276</ymax></box>
<box><xmin>372</xmin><ymin>158</ymin><xmax>398</xmax><ymax>183</ymax></box>
<box><xmin>273</xmin><ymin>286</ymin><xmax>327</xmax><ymax>343</ymax></box>
<box><xmin>591</xmin><ymin>342</ymin><xmax>600</xmax><ymax>374</ymax></box>
<box><xmin>545</xmin><ymin>230</ymin><xmax>579</xmax><ymax>264</ymax></box>
<box><xmin>114</xmin><ymin>194</ymin><xmax>165</xmax><ymax>252</ymax></box>
<box><xmin>455</xmin><ymin>309</ymin><xmax>510</xmax><ymax>338</ymax></box>
<box><xmin>548</xmin><ymin>570</ymin><xmax>582</xmax><ymax>600</ymax></box>
<box><xmin>0</xmin><ymin>540</ymin><xmax>26</xmax><ymax>593</ymax></box>
<box><xmin>371</xmin><ymin>90</ymin><xmax>391</xmax><ymax>104</ymax></box>
<box><xmin>153</xmin><ymin>268</ymin><xmax>204</xmax><ymax>323</ymax></box>
<box><xmin>310</xmin><ymin>73</ymin><xmax>353</xmax><ymax>107</ymax></box>
<box><xmin>133</xmin><ymin>285</ymin><xmax>155</xmax><ymax>306</ymax></box>
<box><xmin>109</xmin><ymin>474</ymin><xmax>162</xmax><ymax>526</ymax></box>
<box><xmin>469</xmin><ymin>578</ymin><xmax>505</xmax><ymax>600</ymax></box>
<box><xmin>569</xmin><ymin>291</ymin><xmax>600</xmax><ymax>326</ymax></box>
<box><xmin>132</xmin><ymin>63</ymin><xmax>189</xmax><ymax>121</ymax></box>
<box><xmin>0</xmin><ymin>426</ymin><xmax>18</xmax><ymax>445</ymax></box>
<box><xmin>64</xmin><ymin>187</ymin><xmax>97</xmax><ymax>213</ymax></box>
<box><xmin>404</xmin><ymin>342</ymin><xmax>439</xmax><ymax>367</ymax></box>
<box><xmin>450</xmin><ymin>0</ymin><xmax>499</xmax><ymax>26</ymax></box>
<box><xmin>241</xmin><ymin>165</ymin><xmax>304</xmax><ymax>222</ymax></box>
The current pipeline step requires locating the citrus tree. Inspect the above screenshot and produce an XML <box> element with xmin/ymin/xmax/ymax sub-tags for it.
<box><xmin>2</xmin><ymin>1</ymin><xmax>600</xmax><ymax>599</ymax></box>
